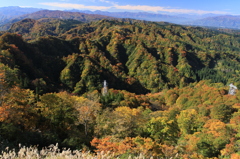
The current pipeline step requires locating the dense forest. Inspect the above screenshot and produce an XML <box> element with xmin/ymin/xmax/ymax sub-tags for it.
<box><xmin>1</xmin><ymin>17</ymin><xmax>240</xmax><ymax>158</ymax></box>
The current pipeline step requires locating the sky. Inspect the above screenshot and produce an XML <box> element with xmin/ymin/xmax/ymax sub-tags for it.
<box><xmin>0</xmin><ymin>0</ymin><xmax>239</xmax><ymax>15</ymax></box>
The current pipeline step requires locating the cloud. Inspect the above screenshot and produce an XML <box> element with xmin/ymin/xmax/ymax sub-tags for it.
<box><xmin>39</xmin><ymin>2</ymin><xmax>111</xmax><ymax>10</ymax></box>
<box><xmin>114</xmin><ymin>5</ymin><xmax>228</xmax><ymax>14</ymax></box>
<box><xmin>39</xmin><ymin>2</ymin><xmax>229</xmax><ymax>14</ymax></box>
<box><xmin>99</xmin><ymin>0</ymin><xmax>117</xmax><ymax>5</ymax></box>
<box><xmin>20</xmin><ymin>6</ymin><xmax>34</xmax><ymax>8</ymax></box>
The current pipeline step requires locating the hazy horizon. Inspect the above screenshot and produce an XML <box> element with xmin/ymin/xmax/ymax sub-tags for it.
<box><xmin>0</xmin><ymin>0</ymin><xmax>238</xmax><ymax>15</ymax></box>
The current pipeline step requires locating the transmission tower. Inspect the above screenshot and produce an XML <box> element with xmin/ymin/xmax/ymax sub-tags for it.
<box><xmin>228</xmin><ymin>83</ymin><xmax>237</xmax><ymax>95</ymax></box>
<box><xmin>101</xmin><ymin>80</ymin><xmax>108</xmax><ymax>96</ymax></box>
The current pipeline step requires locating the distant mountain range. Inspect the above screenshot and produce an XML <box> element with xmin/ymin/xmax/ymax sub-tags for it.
<box><xmin>0</xmin><ymin>6</ymin><xmax>41</xmax><ymax>25</ymax></box>
<box><xmin>0</xmin><ymin>9</ymin><xmax>116</xmax><ymax>31</ymax></box>
<box><xmin>1</xmin><ymin>6</ymin><xmax>240</xmax><ymax>30</ymax></box>
<box><xmin>0</xmin><ymin>6</ymin><xmax>41</xmax><ymax>16</ymax></box>
<box><xmin>71</xmin><ymin>10</ymin><xmax>190</xmax><ymax>23</ymax></box>
<box><xmin>186</xmin><ymin>15</ymin><xmax>240</xmax><ymax>29</ymax></box>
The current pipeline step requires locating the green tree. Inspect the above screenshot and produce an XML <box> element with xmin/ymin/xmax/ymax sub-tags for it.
<box><xmin>37</xmin><ymin>92</ymin><xmax>77</xmax><ymax>140</ymax></box>
<box><xmin>146</xmin><ymin>116</ymin><xmax>179</xmax><ymax>144</ymax></box>
<box><xmin>210</xmin><ymin>104</ymin><xmax>233</xmax><ymax>123</ymax></box>
<box><xmin>177</xmin><ymin>109</ymin><xmax>206</xmax><ymax>135</ymax></box>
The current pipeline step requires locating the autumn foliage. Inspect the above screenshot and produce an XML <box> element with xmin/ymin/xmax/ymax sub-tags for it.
<box><xmin>1</xmin><ymin>17</ymin><xmax>240</xmax><ymax>158</ymax></box>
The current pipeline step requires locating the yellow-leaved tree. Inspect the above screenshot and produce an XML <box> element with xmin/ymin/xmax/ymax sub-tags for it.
<box><xmin>73</xmin><ymin>92</ymin><xmax>101</xmax><ymax>136</ymax></box>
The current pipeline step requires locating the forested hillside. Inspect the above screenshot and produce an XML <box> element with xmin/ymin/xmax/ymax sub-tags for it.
<box><xmin>1</xmin><ymin>18</ymin><xmax>240</xmax><ymax>158</ymax></box>
<box><xmin>2</xmin><ymin>18</ymin><xmax>240</xmax><ymax>94</ymax></box>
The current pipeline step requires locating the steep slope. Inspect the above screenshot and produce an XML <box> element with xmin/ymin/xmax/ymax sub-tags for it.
<box><xmin>1</xmin><ymin>19</ymin><xmax>240</xmax><ymax>95</ymax></box>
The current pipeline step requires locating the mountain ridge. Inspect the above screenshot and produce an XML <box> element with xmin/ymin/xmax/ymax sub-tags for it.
<box><xmin>1</xmin><ymin>18</ymin><xmax>240</xmax><ymax>94</ymax></box>
<box><xmin>187</xmin><ymin>15</ymin><xmax>240</xmax><ymax>29</ymax></box>
<box><xmin>0</xmin><ymin>9</ymin><xmax>117</xmax><ymax>31</ymax></box>
<box><xmin>1</xmin><ymin>6</ymin><xmax>240</xmax><ymax>30</ymax></box>
<box><xmin>71</xmin><ymin>10</ymin><xmax>191</xmax><ymax>23</ymax></box>
<box><xmin>1</xmin><ymin>7</ymin><xmax>240</xmax><ymax>158</ymax></box>
<box><xmin>0</xmin><ymin>6</ymin><xmax>41</xmax><ymax>26</ymax></box>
